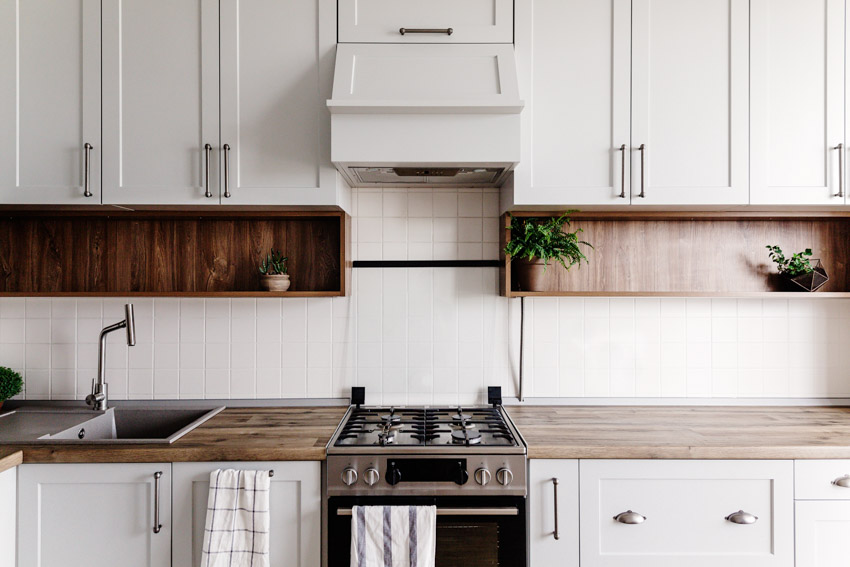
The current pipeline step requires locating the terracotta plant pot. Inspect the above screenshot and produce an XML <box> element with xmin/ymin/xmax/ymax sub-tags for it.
<box><xmin>260</xmin><ymin>274</ymin><xmax>291</xmax><ymax>292</ymax></box>
<box><xmin>514</xmin><ymin>258</ymin><xmax>548</xmax><ymax>292</ymax></box>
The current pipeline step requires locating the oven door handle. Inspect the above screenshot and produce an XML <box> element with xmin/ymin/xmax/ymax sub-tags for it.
<box><xmin>337</xmin><ymin>507</ymin><xmax>518</xmax><ymax>517</ymax></box>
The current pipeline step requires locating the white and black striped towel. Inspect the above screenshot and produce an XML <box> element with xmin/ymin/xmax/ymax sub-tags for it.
<box><xmin>200</xmin><ymin>469</ymin><xmax>271</xmax><ymax>567</ymax></box>
<box><xmin>350</xmin><ymin>506</ymin><xmax>437</xmax><ymax>567</ymax></box>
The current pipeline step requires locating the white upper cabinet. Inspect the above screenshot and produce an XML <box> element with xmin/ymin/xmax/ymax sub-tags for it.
<box><xmin>102</xmin><ymin>0</ymin><xmax>219</xmax><ymax>206</ymax></box>
<box><xmin>630</xmin><ymin>0</ymin><xmax>749</xmax><ymax>205</ymax></box>
<box><xmin>0</xmin><ymin>0</ymin><xmax>101</xmax><ymax>205</ymax></box>
<box><xmin>751</xmin><ymin>0</ymin><xmax>845</xmax><ymax>205</ymax></box>
<box><xmin>338</xmin><ymin>0</ymin><xmax>513</xmax><ymax>43</ymax></box>
<box><xmin>219</xmin><ymin>0</ymin><xmax>338</xmax><ymax>206</ymax></box>
<box><xmin>510</xmin><ymin>0</ymin><xmax>631</xmax><ymax>207</ymax></box>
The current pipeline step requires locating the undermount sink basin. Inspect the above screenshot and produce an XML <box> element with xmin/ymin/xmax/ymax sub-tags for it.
<box><xmin>0</xmin><ymin>406</ymin><xmax>225</xmax><ymax>444</ymax></box>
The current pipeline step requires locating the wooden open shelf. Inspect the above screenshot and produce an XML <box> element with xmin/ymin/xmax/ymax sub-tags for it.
<box><xmin>500</xmin><ymin>212</ymin><xmax>850</xmax><ymax>298</ymax></box>
<box><xmin>0</xmin><ymin>211</ymin><xmax>350</xmax><ymax>297</ymax></box>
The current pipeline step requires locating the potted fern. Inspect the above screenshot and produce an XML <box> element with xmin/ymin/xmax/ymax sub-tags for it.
<box><xmin>504</xmin><ymin>213</ymin><xmax>592</xmax><ymax>292</ymax></box>
<box><xmin>0</xmin><ymin>367</ymin><xmax>23</xmax><ymax>410</ymax></box>
<box><xmin>259</xmin><ymin>248</ymin><xmax>290</xmax><ymax>292</ymax></box>
<box><xmin>766</xmin><ymin>245</ymin><xmax>829</xmax><ymax>292</ymax></box>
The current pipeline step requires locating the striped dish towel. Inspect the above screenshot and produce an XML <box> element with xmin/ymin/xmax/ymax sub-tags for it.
<box><xmin>351</xmin><ymin>506</ymin><xmax>437</xmax><ymax>567</ymax></box>
<box><xmin>200</xmin><ymin>469</ymin><xmax>271</xmax><ymax>567</ymax></box>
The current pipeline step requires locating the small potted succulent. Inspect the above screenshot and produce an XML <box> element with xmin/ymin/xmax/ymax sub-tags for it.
<box><xmin>766</xmin><ymin>245</ymin><xmax>829</xmax><ymax>292</ymax></box>
<box><xmin>259</xmin><ymin>248</ymin><xmax>290</xmax><ymax>292</ymax></box>
<box><xmin>504</xmin><ymin>213</ymin><xmax>592</xmax><ymax>292</ymax></box>
<box><xmin>0</xmin><ymin>367</ymin><xmax>23</xmax><ymax>410</ymax></box>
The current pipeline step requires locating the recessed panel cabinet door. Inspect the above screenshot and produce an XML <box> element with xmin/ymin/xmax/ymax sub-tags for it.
<box><xmin>172</xmin><ymin>461</ymin><xmax>321</xmax><ymax>567</ymax></box>
<box><xmin>0</xmin><ymin>0</ymin><xmax>100</xmax><ymax>204</ymax></box>
<box><xmin>751</xmin><ymin>0</ymin><xmax>845</xmax><ymax>205</ymax></box>
<box><xmin>511</xmin><ymin>0</ymin><xmax>631</xmax><ymax>207</ymax></box>
<box><xmin>219</xmin><ymin>0</ymin><xmax>337</xmax><ymax>206</ymax></box>
<box><xmin>529</xmin><ymin>460</ymin><xmax>579</xmax><ymax>566</ymax></box>
<box><xmin>796</xmin><ymin>501</ymin><xmax>850</xmax><ymax>567</ymax></box>
<box><xmin>630</xmin><ymin>0</ymin><xmax>749</xmax><ymax>205</ymax></box>
<box><xmin>17</xmin><ymin>463</ymin><xmax>171</xmax><ymax>567</ymax></box>
<box><xmin>102</xmin><ymin>0</ymin><xmax>219</xmax><ymax>205</ymax></box>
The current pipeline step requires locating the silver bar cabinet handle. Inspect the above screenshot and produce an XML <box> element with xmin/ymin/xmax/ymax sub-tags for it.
<box><xmin>725</xmin><ymin>510</ymin><xmax>758</xmax><ymax>525</ymax></box>
<box><xmin>618</xmin><ymin>144</ymin><xmax>627</xmax><ymax>198</ymax></box>
<box><xmin>83</xmin><ymin>143</ymin><xmax>93</xmax><ymax>197</ymax></box>
<box><xmin>835</xmin><ymin>143</ymin><xmax>844</xmax><ymax>198</ymax></box>
<box><xmin>204</xmin><ymin>143</ymin><xmax>213</xmax><ymax>198</ymax></box>
<box><xmin>153</xmin><ymin>471</ymin><xmax>163</xmax><ymax>534</ymax></box>
<box><xmin>614</xmin><ymin>510</ymin><xmax>646</xmax><ymax>524</ymax></box>
<box><xmin>552</xmin><ymin>478</ymin><xmax>560</xmax><ymax>540</ymax></box>
<box><xmin>399</xmin><ymin>28</ymin><xmax>453</xmax><ymax>36</ymax></box>
<box><xmin>832</xmin><ymin>474</ymin><xmax>850</xmax><ymax>487</ymax></box>
<box><xmin>637</xmin><ymin>144</ymin><xmax>646</xmax><ymax>198</ymax></box>
<box><xmin>223</xmin><ymin>144</ymin><xmax>231</xmax><ymax>199</ymax></box>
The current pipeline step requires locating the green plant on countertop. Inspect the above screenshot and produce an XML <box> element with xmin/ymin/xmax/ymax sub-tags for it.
<box><xmin>0</xmin><ymin>366</ymin><xmax>23</xmax><ymax>402</ymax></box>
<box><xmin>766</xmin><ymin>245</ymin><xmax>814</xmax><ymax>277</ymax></box>
<box><xmin>259</xmin><ymin>248</ymin><xmax>288</xmax><ymax>275</ymax></box>
<box><xmin>504</xmin><ymin>212</ymin><xmax>592</xmax><ymax>270</ymax></box>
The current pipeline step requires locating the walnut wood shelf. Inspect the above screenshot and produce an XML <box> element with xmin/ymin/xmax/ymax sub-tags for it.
<box><xmin>500</xmin><ymin>213</ymin><xmax>850</xmax><ymax>298</ymax></box>
<box><xmin>0</xmin><ymin>212</ymin><xmax>350</xmax><ymax>297</ymax></box>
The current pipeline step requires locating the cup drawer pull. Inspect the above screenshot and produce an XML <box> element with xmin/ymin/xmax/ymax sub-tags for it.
<box><xmin>832</xmin><ymin>475</ymin><xmax>850</xmax><ymax>487</ymax></box>
<box><xmin>725</xmin><ymin>510</ymin><xmax>758</xmax><ymax>525</ymax></box>
<box><xmin>613</xmin><ymin>510</ymin><xmax>646</xmax><ymax>524</ymax></box>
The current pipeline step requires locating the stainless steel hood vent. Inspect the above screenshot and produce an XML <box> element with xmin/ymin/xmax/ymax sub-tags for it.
<box><xmin>328</xmin><ymin>44</ymin><xmax>523</xmax><ymax>188</ymax></box>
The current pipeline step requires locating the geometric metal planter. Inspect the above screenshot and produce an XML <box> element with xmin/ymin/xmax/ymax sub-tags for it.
<box><xmin>787</xmin><ymin>259</ymin><xmax>829</xmax><ymax>292</ymax></box>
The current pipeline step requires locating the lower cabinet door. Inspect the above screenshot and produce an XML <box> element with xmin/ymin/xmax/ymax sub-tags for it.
<box><xmin>17</xmin><ymin>463</ymin><xmax>171</xmax><ymax>567</ymax></box>
<box><xmin>172</xmin><ymin>461</ymin><xmax>321</xmax><ymax>567</ymax></box>
<box><xmin>796</xmin><ymin>501</ymin><xmax>850</xmax><ymax>566</ymax></box>
<box><xmin>579</xmin><ymin>460</ymin><xmax>794</xmax><ymax>567</ymax></box>
<box><xmin>1</xmin><ymin>467</ymin><xmax>15</xmax><ymax>567</ymax></box>
<box><xmin>528</xmin><ymin>460</ymin><xmax>579</xmax><ymax>566</ymax></box>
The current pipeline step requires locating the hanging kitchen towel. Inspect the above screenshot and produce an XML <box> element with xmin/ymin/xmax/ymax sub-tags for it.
<box><xmin>200</xmin><ymin>469</ymin><xmax>271</xmax><ymax>567</ymax></box>
<box><xmin>350</xmin><ymin>505</ymin><xmax>437</xmax><ymax>567</ymax></box>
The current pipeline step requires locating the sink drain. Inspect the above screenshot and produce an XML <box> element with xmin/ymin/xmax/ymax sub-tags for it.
<box><xmin>78</xmin><ymin>428</ymin><xmax>86</xmax><ymax>439</ymax></box>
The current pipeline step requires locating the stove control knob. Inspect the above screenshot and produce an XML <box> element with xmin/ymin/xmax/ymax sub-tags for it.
<box><xmin>341</xmin><ymin>467</ymin><xmax>358</xmax><ymax>486</ymax></box>
<box><xmin>474</xmin><ymin>468</ymin><xmax>492</xmax><ymax>486</ymax></box>
<box><xmin>496</xmin><ymin>468</ymin><xmax>513</xmax><ymax>486</ymax></box>
<box><xmin>364</xmin><ymin>468</ymin><xmax>380</xmax><ymax>486</ymax></box>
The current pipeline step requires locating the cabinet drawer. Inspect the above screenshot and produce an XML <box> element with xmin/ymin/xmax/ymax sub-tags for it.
<box><xmin>579</xmin><ymin>460</ymin><xmax>793</xmax><ymax>567</ymax></box>
<box><xmin>795</xmin><ymin>460</ymin><xmax>850</xmax><ymax>500</ymax></box>
<box><xmin>338</xmin><ymin>0</ymin><xmax>513</xmax><ymax>43</ymax></box>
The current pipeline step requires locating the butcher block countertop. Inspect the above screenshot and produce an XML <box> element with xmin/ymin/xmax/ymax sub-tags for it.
<box><xmin>508</xmin><ymin>405</ymin><xmax>850</xmax><ymax>459</ymax></box>
<box><xmin>0</xmin><ymin>407</ymin><xmax>345</xmax><ymax>464</ymax></box>
<box><xmin>0</xmin><ymin>450</ymin><xmax>23</xmax><ymax>473</ymax></box>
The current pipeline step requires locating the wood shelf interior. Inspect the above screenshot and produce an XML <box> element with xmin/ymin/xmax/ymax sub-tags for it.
<box><xmin>500</xmin><ymin>213</ymin><xmax>850</xmax><ymax>297</ymax></box>
<box><xmin>0</xmin><ymin>212</ymin><xmax>348</xmax><ymax>296</ymax></box>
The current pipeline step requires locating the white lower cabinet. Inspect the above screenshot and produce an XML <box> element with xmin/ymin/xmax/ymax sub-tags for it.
<box><xmin>172</xmin><ymin>461</ymin><xmax>321</xmax><ymax>567</ymax></box>
<box><xmin>528</xmin><ymin>460</ymin><xmax>579</xmax><ymax>566</ymax></box>
<box><xmin>796</xmin><ymin>501</ymin><xmax>850</xmax><ymax>566</ymax></box>
<box><xmin>578</xmin><ymin>460</ymin><xmax>794</xmax><ymax>567</ymax></box>
<box><xmin>1</xmin><ymin>467</ymin><xmax>15</xmax><ymax>567</ymax></box>
<box><xmin>17</xmin><ymin>463</ymin><xmax>172</xmax><ymax>567</ymax></box>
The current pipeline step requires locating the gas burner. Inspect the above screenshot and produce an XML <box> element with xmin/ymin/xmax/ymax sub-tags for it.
<box><xmin>451</xmin><ymin>429</ymin><xmax>482</xmax><ymax>445</ymax></box>
<box><xmin>450</xmin><ymin>421</ymin><xmax>476</xmax><ymax>430</ymax></box>
<box><xmin>451</xmin><ymin>409</ymin><xmax>472</xmax><ymax>422</ymax></box>
<box><xmin>379</xmin><ymin>408</ymin><xmax>401</xmax><ymax>424</ymax></box>
<box><xmin>377</xmin><ymin>430</ymin><xmax>396</xmax><ymax>445</ymax></box>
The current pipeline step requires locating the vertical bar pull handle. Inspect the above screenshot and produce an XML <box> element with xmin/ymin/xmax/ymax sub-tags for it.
<box><xmin>153</xmin><ymin>471</ymin><xmax>163</xmax><ymax>534</ymax></box>
<box><xmin>83</xmin><ymin>143</ymin><xmax>93</xmax><ymax>197</ymax></box>
<box><xmin>618</xmin><ymin>144</ymin><xmax>627</xmax><ymax>198</ymax></box>
<box><xmin>835</xmin><ymin>143</ymin><xmax>844</xmax><ymax>198</ymax></box>
<box><xmin>638</xmin><ymin>144</ymin><xmax>646</xmax><ymax>198</ymax></box>
<box><xmin>204</xmin><ymin>143</ymin><xmax>213</xmax><ymax>198</ymax></box>
<box><xmin>223</xmin><ymin>144</ymin><xmax>231</xmax><ymax>199</ymax></box>
<box><xmin>552</xmin><ymin>477</ymin><xmax>560</xmax><ymax>540</ymax></box>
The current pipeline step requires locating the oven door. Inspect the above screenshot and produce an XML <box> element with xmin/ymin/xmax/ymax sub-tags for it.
<box><xmin>328</xmin><ymin>496</ymin><xmax>526</xmax><ymax>567</ymax></box>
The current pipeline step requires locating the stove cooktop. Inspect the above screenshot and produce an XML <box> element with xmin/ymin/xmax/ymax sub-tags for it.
<box><xmin>331</xmin><ymin>406</ymin><xmax>522</xmax><ymax>449</ymax></box>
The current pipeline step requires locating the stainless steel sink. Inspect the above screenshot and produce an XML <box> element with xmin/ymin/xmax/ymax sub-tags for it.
<box><xmin>0</xmin><ymin>406</ymin><xmax>225</xmax><ymax>444</ymax></box>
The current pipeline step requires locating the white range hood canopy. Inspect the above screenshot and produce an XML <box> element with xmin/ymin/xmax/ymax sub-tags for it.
<box><xmin>328</xmin><ymin>43</ymin><xmax>523</xmax><ymax>188</ymax></box>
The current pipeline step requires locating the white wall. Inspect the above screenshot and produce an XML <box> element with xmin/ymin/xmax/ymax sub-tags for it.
<box><xmin>3</xmin><ymin>188</ymin><xmax>848</xmax><ymax>404</ymax></box>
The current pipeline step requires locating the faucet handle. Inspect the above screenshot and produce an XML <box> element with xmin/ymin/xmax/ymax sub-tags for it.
<box><xmin>86</xmin><ymin>379</ymin><xmax>106</xmax><ymax>408</ymax></box>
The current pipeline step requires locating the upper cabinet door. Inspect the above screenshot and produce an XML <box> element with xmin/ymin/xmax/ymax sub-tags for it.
<box><xmin>338</xmin><ymin>0</ymin><xmax>513</xmax><ymax>43</ymax></box>
<box><xmin>751</xmin><ymin>0</ymin><xmax>845</xmax><ymax>205</ymax></box>
<box><xmin>0</xmin><ymin>0</ymin><xmax>101</xmax><ymax>204</ymax></box>
<box><xmin>219</xmin><ymin>0</ymin><xmax>338</xmax><ymax>206</ymax></box>
<box><xmin>102</xmin><ymin>0</ymin><xmax>219</xmax><ymax>206</ymax></box>
<box><xmin>631</xmin><ymin>0</ymin><xmax>749</xmax><ymax>205</ymax></box>
<box><xmin>510</xmin><ymin>0</ymin><xmax>631</xmax><ymax>207</ymax></box>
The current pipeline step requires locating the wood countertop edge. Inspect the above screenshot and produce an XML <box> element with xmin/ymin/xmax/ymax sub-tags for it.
<box><xmin>527</xmin><ymin>446</ymin><xmax>850</xmax><ymax>460</ymax></box>
<box><xmin>0</xmin><ymin>450</ymin><xmax>23</xmax><ymax>473</ymax></box>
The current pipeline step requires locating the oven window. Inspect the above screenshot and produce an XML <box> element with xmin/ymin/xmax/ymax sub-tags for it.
<box><xmin>436</xmin><ymin>520</ymin><xmax>500</xmax><ymax>566</ymax></box>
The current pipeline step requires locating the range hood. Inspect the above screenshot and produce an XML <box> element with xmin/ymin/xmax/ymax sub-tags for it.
<box><xmin>328</xmin><ymin>44</ymin><xmax>523</xmax><ymax>188</ymax></box>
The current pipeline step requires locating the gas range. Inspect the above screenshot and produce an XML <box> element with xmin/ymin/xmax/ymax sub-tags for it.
<box><xmin>326</xmin><ymin>389</ymin><xmax>527</xmax><ymax>498</ymax></box>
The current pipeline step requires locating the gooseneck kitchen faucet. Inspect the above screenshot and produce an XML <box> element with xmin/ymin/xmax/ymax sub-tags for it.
<box><xmin>86</xmin><ymin>304</ymin><xmax>136</xmax><ymax>411</ymax></box>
